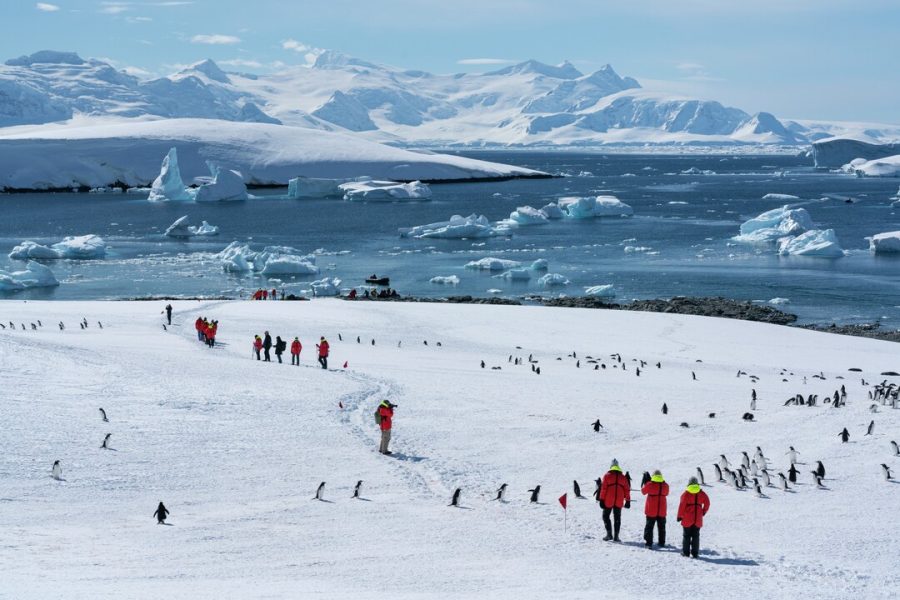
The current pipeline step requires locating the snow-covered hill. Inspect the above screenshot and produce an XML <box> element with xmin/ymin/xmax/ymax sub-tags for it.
<box><xmin>6</xmin><ymin>49</ymin><xmax>897</xmax><ymax>148</ymax></box>
<box><xmin>1</xmin><ymin>299</ymin><xmax>898</xmax><ymax>598</ymax></box>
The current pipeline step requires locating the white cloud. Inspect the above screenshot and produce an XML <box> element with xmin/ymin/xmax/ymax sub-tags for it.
<box><xmin>457</xmin><ymin>58</ymin><xmax>516</xmax><ymax>65</ymax></box>
<box><xmin>100</xmin><ymin>2</ymin><xmax>130</xmax><ymax>14</ymax></box>
<box><xmin>281</xmin><ymin>39</ymin><xmax>311</xmax><ymax>53</ymax></box>
<box><xmin>126</xmin><ymin>15</ymin><xmax>152</xmax><ymax>22</ymax></box>
<box><xmin>122</xmin><ymin>65</ymin><xmax>153</xmax><ymax>78</ymax></box>
<box><xmin>674</xmin><ymin>61</ymin><xmax>724</xmax><ymax>83</ymax></box>
<box><xmin>36</xmin><ymin>2</ymin><xmax>60</xmax><ymax>11</ymax></box>
<box><xmin>191</xmin><ymin>34</ymin><xmax>241</xmax><ymax>45</ymax></box>
<box><xmin>220</xmin><ymin>58</ymin><xmax>263</xmax><ymax>69</ymax></box>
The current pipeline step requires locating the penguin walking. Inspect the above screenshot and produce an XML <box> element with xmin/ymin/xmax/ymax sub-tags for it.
<box><xmin>99</xmin><ymin>407</ymin><xmax>108</xmax><ymax>422</ymax></box>
<box><xmin>592</xmin><ymin>420</ymin><xmax>603</xmax><ymax>432</ymax></box>
<box><xmin>719</xmin><ymin>455</ymin><xmax>730</xmax><ymax>470</ymax></box>
<box><xmin>786</xmin><ymin>446</ymin><xmax>799</xmax><ymax>464</ymax></box>
<box><xmin>839</xmin><ymin>428</ymin><xmax>850</xmax><ymax>443</ymax></box>
<box><xmin>741</xmin><ymin>452</ymin><xmax>750</xmax><ymax>470</ymax></box>
<box><xmin>153</xmin><ymin>501</ymin><xmax>169</xmax><ymax>524</ymax></box>
<box><xmin>750</xmin><ymin>460</ymin><xmax>759</xmax><ymax>477</ymax></box>
<box><xmin>812</xmin><ymin>471</ymin><xmax>825</xmax><ymax>488</ymax></box>
<box><xmin>778</xmin><ymin>473</ymin><xmax>789</xmax><ymax>491</ymax></box>
<box><xmin>753</xmin><ymin>478</ymin><xmax>763</xmax><ymax>497</ymax></box>
<box><xmin>692</xmin><ymin>371</ymin><xmax>697</xmax><ymax>381</ymax></box>
<box><xmin>890</xmin><ymin>440</ymin><xmax>899</xmax><ymax>456</ymax></box>
<box><xmin>528</xmin><ymin>485</ymin><xmax>541</xmax><ymax>503</ymax></box>
<box><xmin>788</xmin><ymin>463</ymin><xmax>799</xmax><ymax>483</ymax></box>
<box><xmin>101</xmin><ymin>433</ymin><xmax>111</xmax><ymax>449</ymax></box>
<box><xmin>865</xmin><ymin>420</ymin><xmax>875</xmax><ymax>436</ymax></box>
<box><xmin>815</xmin><ymin>461</ymin><xmax>826</xmax><ymax>479</ymax></box>
<box><xmin>352</xmin><ymin>481</ymin><xmax>363</xmax><ymax>499</ymax></box>
<box><xmin>314</xmin><ymin>482</ymin><xmax>326</xmax><ymax>501</ymax></box>
<box><xmin>696</xmin><ymin>467</ymin><xmax>705</xmax><ymax>486</ymax></box>
<box><xmin>480</xmin><ymin>360</ymin><xmax>485</xmax><ymax>369</ymax></box>
<box><xmin>761</xmin><ymin>469</ymin><xmax>771</xmax><ymax>487</ymax></box>
<box><xmin>661</xmin><ymin>403</ymin><xmax>668</xmax><ymax>415</ymax></box>
<box><xmin>449</xmin><ymin>488</ymin><xmax>461</xmax><ymax>507</ymax></box>
<box><xmin>51</xmin><ymin>460</ymin><xmax>63</xmax><ymax>481</ymax></box>
<box><xmin>713</xmin><ymin>463</ymin><xmax>723</xmax><ymax>482</ymax></box>
<box><xmin>494</xmin><ymin>483</ymin><xmax>508</xmax><ymax>502</ymax></box>
<box><xmin>574</xmin><ymin>480</ymin><xmax>584</xmax><ymax>499</ymax></box>
<box><xmin>882</xmin><ymin>464</ymin><xmax>893</xmax><ymax>481</ymax></box>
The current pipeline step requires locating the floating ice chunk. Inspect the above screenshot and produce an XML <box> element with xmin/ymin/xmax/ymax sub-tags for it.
<box><xmin>194</xmin><ymin>166</ymin><xmax>248</xmax><ymax>202</ymax></box>
<box><xmin>191</xmin><ymin>221</ymin><xmax>219</xmax><ymax>236</ymax></box>
<box><xmin>842</xmin><ymin>155</ymin><xmax>900</xmax><ymax>177</ymax></box>
<box><xmin>218</xmin><ymin>241</ymin><xmax>254</xmax><ymax>272</ymax></box>
<box><xmin>540</xmin><ymin>203</ymin><xmax>565</xmax><ymax>219</ymax></box>
<box><xmin>310</xmin><ymin>277</ymin><xmax>341</xmax><ymax>296</ymax></box>
<box><xmin>537</xmin><ymin>273</ymin><xmax>569</xmax><ymax>287</ymax></box>
<box><xmin>260</xmin><ymin>254</ymin><xmax>319</xmax><ymax>276</ymax></box>
<box><xmin>530</xmin><ymin>258</ymin><xmax>549</xmax><ymax>271</ymax></box>
<box><xmin>287</xmin><ymin>177</ymin><xmax>345</xmax><ymax>199</ymax></box>
<box><xmin>401</xmin><ymin>214</ymin><xmax>509</xmax><ymax>239</ymax></box>
<box><xmin>51</xmin><ymin>235</ymin><xmax>107</xmax><ymax>259</ymax></box>
<box><xmin>868</xmin><ymin>231</ymin><xmax>900</xmax><ymax>253</ymax></box>
<box><xmin>487</xmin><ymin>288</ymin><xmax>503</xmax><ymax>294</ymax></box>
<box><xmin>0</xmin><ymin>260</ymin><xmax>59</xmax><ymax>291</ymax></box>
<box><xmin>465</xmin><ymin>257</ymin><xmax>521</xmax><ymax>271</ymax></box>
<box><xmin>341</xmin><ymin>179</ymin><xmax>432</xmax><ymax>201</ymax></box>
<box><xmin>496</xmin><ymin>268</ymin><xmax>532</xmax><ymax>281</ymax></box>
<box><xmin>762</xmin><ymin>193</ymin><xmax>799</xmax><ymax>200</ymax></box>
<box><xmin>165</xmin><ymin>215</ymin><xmax>218</xmax><ymax>238</ymax></box>
<box><xmin>557</xmin><ymin>195</ymin><xmax>633</xmax><ymax>219</ymax></box>
<box><xmin>777</xmin><ymin>229</ymin><xmax>844</xmax><ymax>258</ymax></box>
<box><xmin>593</xmin><ymin>195</ymin><xmax>634</xmax><ymax>217</ymax></box>
<box><xmin>8</xmin><ymin>240</ymin><xmax>60</xmax><ymax>260</ymax></box>
<box><xmin>430</xmin><ymin>275</ymin><xmax>460</xmax><ymax>285</ymax></box>
<box><xmin>736</xmin><ymin>205</ymin><xmax>814</xmax><ymax>242</ymax></box>
<box><xmin>508</xmin><ymin>205</ymin><xmax>549</xmax><ymax>226</ymax></box>
<box><xmin>681</xmin><ymin>167</ymin><xmax>716</xmax><ymax>175</ymax></box>
<box><xmin>584</xmin><ymin>284</ymin><xmax>615</xmax><ymax>298</ymax></box>
<box><xmin>148</xmin><ymin>147</ymin><xmax>193</xmax><ymax>202</ymax></box>
<box><xmin>768</xmin><ymin>297</ymin><xmax>790</xmax><ymax>305</ymax></box>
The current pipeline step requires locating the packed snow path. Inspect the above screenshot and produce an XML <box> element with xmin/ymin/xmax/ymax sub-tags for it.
<box><xmin>1</xmin><ymin>300</ymin><xmax>898</xmax><ymax>598</ymax></box>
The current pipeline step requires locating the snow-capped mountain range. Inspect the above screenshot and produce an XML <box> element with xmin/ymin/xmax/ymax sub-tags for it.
<box><xmin>4</xmin><ymin>49</ymin><xmax>899</xmax><ymax>148</ymax></box>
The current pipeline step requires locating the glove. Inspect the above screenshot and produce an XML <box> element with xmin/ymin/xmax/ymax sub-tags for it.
<box><xmin>677</xmin><ymin>517</ymin><xmax>682</xmax><ymax>523</ymax></box>
<box><xmin>599</xmin><ymin>500</ymin><xmax>606</xmax><ymax>510</ymax></box>
<box><xmin>625</xmin><ymin>500</ymin><xmax>631</xmax><ymax>509</ymax></box>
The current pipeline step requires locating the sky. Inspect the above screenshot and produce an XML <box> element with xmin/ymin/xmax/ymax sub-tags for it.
<box><xmin>5</xmin><ymin>0</ymin><xmax>899</xmax><ymax>123</ymax></box>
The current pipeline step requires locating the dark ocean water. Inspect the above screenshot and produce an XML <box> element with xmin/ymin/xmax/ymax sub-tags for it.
<box><xmin>1</xmin><ymin>152</ymin><xmax>898</xmax><ymax>327</ymax></box>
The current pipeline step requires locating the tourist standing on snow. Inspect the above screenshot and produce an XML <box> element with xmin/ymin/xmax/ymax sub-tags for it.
<box><xmin>376</xmin><ymin>400</ymin><xmax>395</xmax><ymax>455</ymax></box>
<box><xmin>253</xmin><ymin>335</ymin><xmax>263</xmax><ymax>360</ymax></box>
<box><xmin>207</xmin><ymin>320</ymin><xmax>217</xmax><ymax>347</ymax></box>
<box><xmin>599</xmin><ymin>459</ymin><xmax>631</xmax><ymax>541</ymax></box>
<box><xmin>317</xmin><ymin>336</ymin><xmax>329</xmax><ymax>369</ymax></box>
<box><xmin>274</xmin><ymin>336</ymin><xmax>286</xmax><ymax>363</ymax></box>
<box><xmin>153</xmin><ymin>501</ymin><xmax>170</xmax><ymax>524</ymax></box>
<box><xmin>290</xmin><ymin>337</ymin><xmax>302</xmax><ymax>365</ymax></box>
<box><xmin>677</xmin><ymin>476</ymin><xmax>710</xmax><ymax>558</ymax></box>
<box><xmin>195</xmin><ymin>317</ymin><xmax>205</xmax><ymax>341</ymax></box>
<box><xmin>641</xmin><ymin>469</ymin><xmax>669</xmax><ymax>548</ymax></box>
<box><xmin>263</xmin><ymin>331</ymin><xmax>272</xmax><ymax>362</ymax></box>
<box><xmin>165</xmin><ymin>304</ymin><xmax>173</xmax><ymax>325</ymax></box>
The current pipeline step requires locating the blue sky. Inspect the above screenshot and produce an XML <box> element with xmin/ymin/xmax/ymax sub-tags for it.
<box><xmin>6</xmin><ymin>0</ymin><xmax>899</xmax><ymax>123</ymax></box>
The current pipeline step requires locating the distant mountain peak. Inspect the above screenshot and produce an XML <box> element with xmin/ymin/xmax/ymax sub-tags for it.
<box><xmin>179</xmin><ymin>59</ymin><xmax>230</xmax><ymax>83</ymax></box>
<box><xmin>5</xmin><ymin>50</ymin><xmax>85</xmax><ymax>67</ymax></box>
<box><xmin>311</xmin><ymin>50</ymin><xmax>380</xmax><ymax>71</ymax></box>
<box><xmin>488</xmin><ymin>59</ymin><xmax>583</xmax><ymax>80</ymax></box>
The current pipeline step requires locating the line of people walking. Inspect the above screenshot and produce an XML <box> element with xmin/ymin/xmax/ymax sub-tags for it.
<box><xmin>252</xmin><ymin>331</ymin><xmax>329</xmax><ymax>369</ymax></box>
<box><xmin>250</xmin><ymin>288</ymin><xmax>282</xmax><ymax>301</ymax></box>
<box><xmin>597</xmin><ymin>459</ymin><xmax>711</xmax><ymax>558</ymax></box>
<box><xmin>194</xmin><ymin>316</ymin><xmax>218</xmax><ymax>347</ymax></box>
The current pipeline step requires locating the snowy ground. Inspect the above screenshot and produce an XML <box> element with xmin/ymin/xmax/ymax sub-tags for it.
<box><xmin>1</xmin><ymin>300</ymin><xmax>898</xmax><ymax>599</ymax></box>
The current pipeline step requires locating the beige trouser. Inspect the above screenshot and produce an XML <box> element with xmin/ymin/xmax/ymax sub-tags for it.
<box><xmin>379</xmin><ymin>429</ymin><xmax>391</xmax><ymax>453</ymax></box>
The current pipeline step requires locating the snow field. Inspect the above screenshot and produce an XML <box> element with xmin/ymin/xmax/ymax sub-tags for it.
<box><xmin>0</xmin><ymin>300</ymin><xmax>898</xmax><ymax>598</ymax></box>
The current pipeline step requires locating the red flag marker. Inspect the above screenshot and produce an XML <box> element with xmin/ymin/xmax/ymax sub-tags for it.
<box><xmin>559</xmin><ymin>493</ymin><xmax>568</xmax><ymax>532</ymax></box>
<box><xmin>558</xmin><ymin>493</ymin><xmax>567</xmax><ymax>510</ymax></box>
<box><xmin>343</xmin><ymin>361</ymin><xmax>348</xmax><ymax>368</ymax></box>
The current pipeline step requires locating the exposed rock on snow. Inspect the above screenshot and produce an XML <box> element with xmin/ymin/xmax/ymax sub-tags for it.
<box><xmin>777</xmin><ymin>229</ymin><xmax>845</xmax><ymax>258</ymax></box>
<box><xmin>464</xmin><ymin>257</ymin><xmax>521</xmax><ymax>271</ymax></box>
<box><xmin>735</xmin><ymin>205</ymin><xmax>814</xmax><ymax>243</ymax></box>
<box><xmin>340</xmin><ymin>179</ymin><xmax>431</xmax><ymax>201</ymax></box>
<box><xmin>584</xmin><ymin>284</ymin><xmax>615</xmax><ymax>298</ymax></box>
<box><xmin>400</xmin><ymin>214</ymin><xmax>510</xmax><ymax>239</ymax></box>
<box><xmin>194</xmin><ymin>165</ymin><xmax>248</xmax><ymax>202</ymax></box>
<box><xmin>148</xmin><ymin>147</ymin><xmax>192</xmax><ymax>202</ymax></box>
<box><xmin>0</xmin><ymin>260</ymin><xmax>59</xmax><ymax>291</ymax></box>
<box><xmin>868</xmin><ymin>231</ymin><xmax>900</xmax><ymax>253</ymax></box>
<box><xmin>429</xmin><ymin>275</ymin><xmax>460</xmax><ymax>285</ymax></box>
<box><xmin>164</xmin><ymin>216</ymin><xmax>219</xmax><ymax>238</ymax></box>
<box><xmin>287</xmin><ymin>177</ymin><xmax>345</xmax><ymax>199</ymax></box>
<box><xmin>537</xmin><ymin>273</ymin><xmax>569</xmax><ymax>287</ymax></box>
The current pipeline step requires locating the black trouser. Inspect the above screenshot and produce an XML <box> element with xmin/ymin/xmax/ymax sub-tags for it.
<box><xmin>264</xmin><ymin>347</ymin><xmax>271</xmax><ymax>361</ymax></box>
<box><xmin>318</xmin><ymin>356</ymin><xmax>328</xmax><ymax>369</ymax></box>
<box><xmin>682</xmin><ymin>526</ymin><xmax>700</xmax><ymax>557</ymax></box>
<box><xmin>291</xmin><ymin>354</ymin><xmax>299</xmax><ymax>365</ymax></box>
<box><xmin>167</xmin><ymin>314</ymin><xmax>171</xmax><ymax>325</ymax></box>
<box><xmin>644</xmin><ymin>516</ymin><xmax>666</xmax><ymax>546</ymax></box>
<box><xmin>602</xmin><ymin>506</ymin><xmax>621</xmax><ymax>538</ymax></box>
<box><xmin>276</xmin><ymin>352</ymin><xmax>282</xmax><ymax>363</ymax></box>
<box><xmin>255</xmin><ymin>349</ymin><xmax>260</xmax><ymax>360</ymax></box>
<box><xmin>208</xmin><ymin>338</ymin><xmax>215</xmax><ymax>347</ymax></box>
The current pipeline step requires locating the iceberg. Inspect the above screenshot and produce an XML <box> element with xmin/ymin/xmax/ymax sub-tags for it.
<box><xmin>540</xmin><ymin>203</ymin><xmax>565</xmax><ymax>219</ymax></box>
<box><xmin>148</xmin><ymin>147</ymin><xmax>193</xmax><ymax>202</ymax></box>
<box><xmin>430</xmin><ymin>275</ymin><xmax>460</xmax><ymax>285</ymax></box>
<box><xmin>309</xmin><ymin>277</ymin><xmax>342</xmax><ymax>296</ymax></box>
<box><xmin>400</xmin><ymin>214</ymin><xmax>509</xmax><ymax>239</ymax></box>
<box><xmin>218</xmin><ymin>241</ymin><xmax>254</xmax><ymax>272</ymax></box>
<box><xmin>537</xmin><ymin>273</ymin><xmax>569</xmax><ymax>287</ymax></box>
<box><xmin>8</xmin><ymin>240</ymin><xmax>60</xmax><ymax>260</ymax></box>
<box><xmin>164</xmin><ymin>216</ymin><xmax>219</xmax><ymax>238</ymax></box>
<box><xmin>841</xmin><ymin>155</ymin><xmax>900</xmax><ymax>178</ymax></box>
<box><xmin>681</xmin><ymin>167</ymin><xmax>716</xmax><ymax>175</ymax></box>
<box><xmin>557</xmin><ymin>195</ymin><xmax>633</xmax><ymax>219</ymax></box>
<box><xmin>216</xmin><ymin>242</ymin><xmax>319</xmax><ymax>275</ymax></box>
<box><xmin>736</xmin><ymin>205</ymin><xmax>814</xmax><ymax>242</ymax></box>
<box><xmin>194</xmin><ymin>165</ymin><xmax>248</xmax><ymax>202</ymax></box>
<box><xmin>508</xmin><ymin>205</ymin><xmax>549</xmax><ymax>226</ymax></box>
<box><xmin>762</xmin><ymin>193</ymin><xmax>799</xmax><ymax>200</ymax></box>
<box><xmin>259</xmin><ymin>254</ymin><xmax>319</xmax><ymax>276</ymax></box>
<box><xmin>287</xmin><ymin>177</ymin><xmax>345</xmax><ymax>199</ymax></box>
<box><xmin>868</xmin><ymin>231</ymin><xmax>900</xmax><ymax>254</ymax></box>
<box><xmin>584</xmin><ymin>284</ymin><xmax>615</xmax><ymax>298</ymax></box>
<box><xmin>341</xmin><ymin>179</ymin><xmax>432</xmax><ymax>201</ymax></box>
<box><xmin>464</xmin><ymin>257</ymin><xmax>521</xmax><ymax>271</ymax></box>
<box><xmin>0</xmin><ymin>260</ymin><xmax>59</xmax><ymax>291</ymax></box>
<box><xmin>51</xmin><ymin>235</ymin><xmax>107</xmax><ymax>259</ymax></box>
<box><xmin>593</xmin><ymin>195</ymin><xmax>634</xmax><ymax>217</ymax></box>
<box><xmin>495</xmin><ymin>269</ymin><xmax>532</xmax><ymax>281</ymax></box>
<box><xmin>777</xmin><ymin>229</ymin><xmax>844</xmax><ymax>258</ymax></box>
<box><xmin>530</xmin><ymin>258</ymin><xmax>549</xmax><ymax>271</ymax></box>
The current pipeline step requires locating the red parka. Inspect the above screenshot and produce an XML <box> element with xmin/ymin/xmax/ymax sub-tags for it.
<box><xmin>318</xmin><ymin>340</ymin><xmax>330</xmax><ymax>357</ymax></box>
<box><xmin>378</xmin><ymin>403</ymin><xmax>393</xmax><ymax>431</ymax></box>
<box><xmin>641</xmin><ymin>478</ymin><xmax>669</xmax><ymax>518</ymax></box>
<box><xmin>599</xmin><ymin>468</ymin><xmax>631</xmax><ymax>509</ymax></box>
<box><xmin>291</xmin><ymin>340</ymin><xmax>302</xmax><ymax>355</ymax></box>
<box><xmin>253</xmin><ymin>337</ymin><xmax>263</xmax><ymax>350</ymax></box>
<box><xmin>677</xmin><ymin>486</ymin><xmax>710</xmax><ymax>528</ymax></box>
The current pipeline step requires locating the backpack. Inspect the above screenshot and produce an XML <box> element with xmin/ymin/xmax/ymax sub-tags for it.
<box><xmin>374</xmin><ymin>407</ymin><xmax>382</xmax><ymax>425</ymax></box>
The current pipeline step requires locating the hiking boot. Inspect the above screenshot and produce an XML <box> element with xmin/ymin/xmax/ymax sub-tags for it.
<box><xmin>602</xmin><ymin>534</ymin><xmax>612</xmax><ymax>541</ymax></box>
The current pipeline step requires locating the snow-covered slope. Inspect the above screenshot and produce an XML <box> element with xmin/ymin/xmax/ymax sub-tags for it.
<box><xmin>6</xmin><ymin>49</ymin><xmax>892</xmax><ymax>148</ymax></box>
<box><xmin>812</xmin><ymin>138</ymin><xmax>900</xmax><ymax>169</ymax></box>
<box><xmin>1</xmin><ymin>299</ymin><xmax>898</xmax><ymax>598</ymax></box>
<box><xmin>0</xmin><ymin>118</ymin><xmax>543</xmax><ymax>190</ymax></box>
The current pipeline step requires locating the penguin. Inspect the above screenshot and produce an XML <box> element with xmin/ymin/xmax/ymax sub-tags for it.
<box><xmin>338</xmin><ymin>334</ymin><xmax>343</xmax><ymax>341</ymax></box>
<box><xmin>480</xmin><ymin>360</ymin><xmax>485</xmax><ymax>369</ymax></box>
<box><xmin>751</xmin><ymin>389</ymin><xmax>757</xmax><ymax>401</ymax></box>
<box><xmin>786</xmin><ymin>446</ymin><xmax>799</xmax><ymax>464</ymax></box>
<box><xmin>839</xmin><ymin>428</ymin><xmax>850</xmax><ymax>443</ymax></box>
<box><xmin>573</xmin><ymin>480</ymin><xmax>584</xmax><ymax>499</ymax></box>
<box><xmin>528</xmin><ymin>353</ymin><xmax>533</xmax><ymax>362</ymax></box>
<box><xmin>882</xmin><ymin>464</ymin><xmax>893</xmax><ymax>481</ymax></box>
<box><xmin>449</xmin><ymin>488</ymin><xmax>461</xmax><ymax>507</ymax></box>
<box><xmin>788</xmin><ymin>463</ymin><xmax>799</xmax><ymax>483</ymax></box>
<box><xmin>750</xmin><ymin>460</ymin><xmax>758</xmax><ymax>476</ymax></box>
<box><xmin>531</xmin><ymin>364</ymin><xmax>535</xmax><ymax>373</ymax></box>
<box><xmin>741</xmin><ymin>452</ymin><xmax>750</xmax><ymax>470</ymax></box>
<box><xmin>737</xmin><ymin>470</ymin><xmax>748</xmax><ymax>489</ymax></box>
<box><xmin>593</xmin><ymin>477</ymin><xmax>603</xmax><ymax>502</ymax></box>
<box><xmin>536</xmin><ymin>367</ymin><xmax>541</xmax><ymax>375</ymax></box>
<box><xmin>890</xmin><ymin>440</ymin><xmax>899</xmax><ymax>456</ymax></box>
<box><xmin>99</xmin><ymin>407</ymin><xmax>108</xmax><ymax>423</ymax></box>
<box><xmin>719</xmin><ymin>455</ymin><xmax>731</xmax><ymax>470</ymax></box>
<box><xmin>101</xmin><ymin>433</ymin><xmax>111</xmax><ymax>449</ymax></box>
<box><xmin>661</xmin><ymin>403</ymin><xmax>668</xmax><ymax>415</ymax></box>
<box><xmin>640</xmin><ymin>471</ymin><xmax>651</xmax><ymax>487</ymax></box>
<box><xmin>576</xmin><ymin>360</ymin><xmax>580</xmax><ymax>368</ymax></box>
<box><xmin>761</xmin><ymin>469</ymin><xmax>771</xmax><ymax>487</ymax></box>
<box><xmin>313</xmin><ymin>482</ymin><xmax>326</xmax><ymax>501</ymax></box>
<box><xmin>778</xmin><ymin>473</ymin><xmax>789</xmax><ymax>491</ymax></box>
<box><xmin>153</xmin><ymin>501</ymin><xmax>169</xmax><ymax>524</ymax></box>
<box><xmin>713</xmin><ymin>463</ymin><xmax>723</xmax><ymax>482</ymax></box>
<box><xmin>592</xmin><ymin>420</ymin><xmax>603</xmax><ymax>432</ymax></box>
<box><xmin>726</xmin><ymin>470</ymin><xmax>737</xmax><ymax>488</ymax></box>
<box><xmin>636</xmin><ymin>368</ymin><xmax>641</xmax><ymax>377</ymax></box>
<box><xmin>528</xmin><ymin>485</ymin><xmax>541</xmax><ymax>503</ymax></box>
<box><xmin>708</xmin><ymin>413</ymin><xmax>716</xmax><ymax>419</ymax></box>
<box><xmin>51</xmin><ymin>460</ymin><xmax>62</xmax><ymax>481</ymax></box>
<box><xmin>371</xmin><ymin>339</ymin><xmax>375</xmax><ymax>346</ymax></box>
<box><xmin>812</xmin><ymin>471</ymin><xmax>825</xmax><ymax>488</ymax></box>
<box><xmin>696</xmin><ymin>467</ymin><xmax>705</xmax><ymax>486</ymax></box>
<box><xmin>755</xmin><ymin>447</ymin><xmax>766</xmax><ymax>467</ymax></box>
<box><xmin>656</xmin><ymin>362</ymin><xmax>661</xmax><ymax>369</ymax></box>
<box><xmin>816</xmin><ymin>461</ymin><xmax>825</xmax><ymax>478</ymax></box>
<box><xmin>753</xmin><ymin>478</ymin><xmax>763</xmax><ymax>497</ymax></box>
<box><xmin>495</xmin><ymin>483</ymin><xmax>508</xmax><ymax>501</ymax></box>
<box><xmin>352</xmin><ymin>480</ymin><xmax>363</xmax><ymax>499</ymax></box>
<box><xmin>692</xmin><ymin>371</ymin><xmax>697</xmax><ymax>381</ymax></box>
<box><xmin>750</xmin><ymin>398</ymin><xmax>757</xmax><ymax>411</ymax></box>
<box><xmin>865</xmin><ymin>420</ymin><xmax>875</xmax><ymax>436</ymax></box>
<box><xmin>37</xmin><ymin>320</ymin><xmax>42</xmax><ymax>327</ymax></box>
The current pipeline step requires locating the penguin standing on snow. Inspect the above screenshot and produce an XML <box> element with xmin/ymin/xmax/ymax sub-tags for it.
<box><xmin>890</xmin><ymin>440</ymin><xmax>899</xmax><ymax>456</ymax></box>
<box><xmin>99</xmin><ymin>408</ymin><xmax>108</xmax><ymax>423</ymax></box>
<box><xmin>592</xmin><ymin>420</ymin><xmax>603</xmax><ymax>432</ymax></box>
<box><xmin>882</xmin><ymin>464</ymin><xmax>893</xmax><ymax>481</ymax></box>
<box><xmin>494</xmin><ymin>483</ymin><xmax>508</xmax><ymax>502</ymax></box>
<box><xmin>352</xmin><ymin>481</ymin><xmax>363</xmax><ymax>499</ymax></box>
<box><xmin>786</xmin><ymin>446</ymin><xmax>799</xmax><ymax>464</ymax></box>
<box><xmin>816</xmin><ymin>461</ymin><xmax>826</xmax><ymax>478</ymax></box>
<box><xmin>661</xmin><ymin>403</ymin><xmax>668</xmax><ymax>415</ymax></box>
<box><xmin>719</xmin><ymin>455</ymin><xmax>730</xmax><ymax>470</ymax></box>
<box><xmin>754</xmin><ymin>478</ymin><xmax>763</xmax><ymax>497</ymax></box>
<box><xmin>696</xmin><ymin>467</ymin><xmax>705</xmax><ymax>486</ymax></box>
<box><xmin>528</xmin><ymin>485</ymin><xmax>541</xmax><ymax>503</ymax></box>
<box><xmin>761</xmin><ymin>469</ymin><xmax>771</xmax><ymax>487</ymax></box>
<box><xmin>153</xmin><ymin>501</ymin><xmax>169</xmax><ymax>524</ymax></box>
<box><xmin>839</xmin><ymin>428</ymin><xmax>850</xmax><ymax>443</ymax></box>
<box><xmin>101</xmin><ymin>433</ymin><xmax>111</xmax><ymax>449</ymax></box>
<box><xmin>788</xmin><ymin>463</ymin><xmax>799</xmax><ymax>483</ymax></box>
<box><xmin>812</xmin><ymin>471</ymin><xmax>825</xmax><ymax>488</ymax></box>
<box><xmin>865</xmin><ymin>420</ymin><xmax>875</xmax><ymax>436</ymax></box>
<box><xmin>778</xmin><ymin>473</ymin><xmax>789</xmax><ymax>491</ymax></box>
<box><xmin>713</xmin><ymin>463</ymin><xmax>723</xmax><ymax>482</ymax></box>
<box><xmin>449</xmin><ymin>488</ymin><xmax>461</xmax><ymax>507</ymax></box>
<box><xmin>314</xmin><ymin>482</ymin><xmax>326</xmax><ymax>501</ymax></box>
<box><xmin>51</xmin><ymin>460</ymin><xmax>63</xmax><ymax>481</ymax></box>
<box><xmin>741</xmin><ymin>452</ymin><xmax>750</xmax><ymax>470</ymax></box>
<box><xmin>573</xmin><ymin>480</ymin><xmax>584</xmax><ymax>499</ymax></box>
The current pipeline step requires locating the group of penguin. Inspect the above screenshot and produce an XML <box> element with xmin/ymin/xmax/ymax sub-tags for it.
<box><xmin>706</xmin><ymin>447</ymin><xmax>829</xmax><ymax>495</ymax></box>
<box><xmin>2</xmin><ymin>317</ymin><xmax>102</xmax><ymax>332</ymax></box>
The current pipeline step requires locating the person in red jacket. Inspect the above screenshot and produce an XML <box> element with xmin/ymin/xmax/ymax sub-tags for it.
<box><xmin>377</xmin><ymin>400</ymin><xmax>395</xmax><ymax>455</ymax></box>
<box><xmin>290</xmin><ymin>337</ymin><xmax>302</xmax><ymax>366</ymax></box>
<box><xmin>599</xmin><ymin>458</ymin><xmax>631</xmax><ymax>541</ymax></box>
<box><xmin>207</xmin><ymin>321</ymin><xmax>217</xmax><ymax>347</ymax></box>
<box><xmin>316</xmin><ymin>337</ymin><xmax>329</xmax><ymax>369</ymax></box>
<box><xmin>677</xmin><ymin>476</ymin><xmax>711</xmax><ymax>558</ymax></box>
<box><xmin>194</xmin><ymin>317</ymin><xmax>204</xmax><ymax>341</ymax></box>
<box><xmin>253</xmin><ymin>335</ymin><xmax>263</xmax><ymax>360</ymax></box>
<box><xmin>641</xmin><ymin>469</ymin><xmax>669</xmax><ymax>548</ymax></box>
